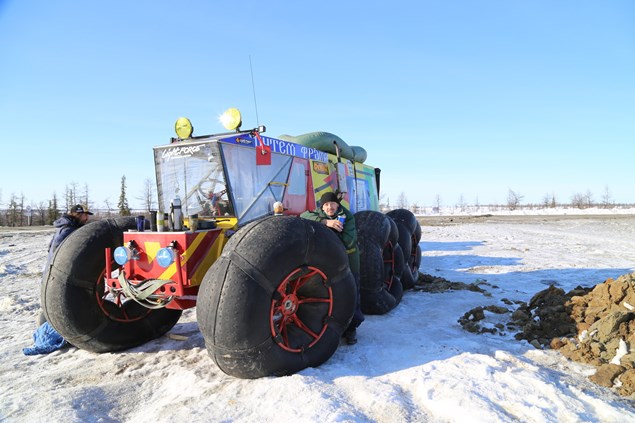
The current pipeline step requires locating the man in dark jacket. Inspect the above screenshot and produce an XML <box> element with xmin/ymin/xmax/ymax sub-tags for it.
<box><xmin>25</xmin><ymin>205</ymin><xmax>94</xmax><ymax>355</ymax></box>
<box><xmin>46</xmin><ymin>204</ymin><xmax>93</xmax><ymax>265</ymax></box>
<box><xmin>300</xmin><ymin>192</ymin><xmax>364</xmax><ymax>344</ymax></box>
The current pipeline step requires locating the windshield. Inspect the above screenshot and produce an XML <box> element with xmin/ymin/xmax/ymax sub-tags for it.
<box><xmin>154</xmin><ymin>140</ymin><xmax>232</xmax><ymax>218</ymax></box>
<box><xmin>220</xmin><ymin>142</ymin><xmax>292</xmax><ymax>224</ymax></box>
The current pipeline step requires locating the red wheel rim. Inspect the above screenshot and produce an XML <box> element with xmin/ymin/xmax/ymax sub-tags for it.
<box><xmin>410</xmin><ymin>233</ymin><xmax>418</xmax><ymax>272</ymax></box>
<box><xmin>95</xmin><ymin>265</ymin><xmax>152</xmax><ymax>323</ymax></box>
<box><xmin>270</xmin><ymin>266</ymin><xmax>333</xmax><ymax>352</ymax></box>
<box><xmin>383</xmin><ymin>240</ymin><xmax>395</xmax><ymax>289</ymax></box>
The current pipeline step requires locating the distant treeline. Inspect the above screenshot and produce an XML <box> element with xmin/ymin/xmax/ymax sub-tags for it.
<box><xmin>3</xmin><ymin>203</ymin><xmax>635</xmax><ymax>228</ymax></box>
<box><xmin>0</xmin><ymin>175</ymin><xmax>150</xmax><ymax>227</ymax></box>
<box><xmin>0</xmin><ymin>207</ymin><xmax>150</xmax><ymax>227</ymax></box>
<box><xmin>385</xmin><ymin>187</ymin><xmax>625</xmax><ymax>216</ymax></box>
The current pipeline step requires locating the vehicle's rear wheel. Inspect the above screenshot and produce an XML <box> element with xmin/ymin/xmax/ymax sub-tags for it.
<box><xmin>384</xmin><ymin>218</ymin><xmax>404</xmax><ymax>304</ymax></box>
<box><xmin>385</xmin><ymin>247</ymin><xmax>404</xmax><ymax>304</ymax></box>
<box><xmin>41</xmin><ymin>218</ymin><xmax>182</xmax><ymax>352</ymax></box>
<box><xmin>387</xmin><ymin>209</ymin><xmax>422</xmax><ymax>289</ymax></box>
<box><xmin>355</xmin><ymin>210</ymin><xmax>403</xmax><ymax>315</ymax></box>
<box><xmin>413</xmin><ymin>244</ymin><xmax>422</xmax><ymax>283</ymax></box>
<box><xmin>196</xmin><ymin>216</ymin><xmax>355</xmax><ymax>379</ymax></box>
<box><xmin>386</xmin><ymin>208</ymin><xmax>417</xmax><ymax>234</ymax></box>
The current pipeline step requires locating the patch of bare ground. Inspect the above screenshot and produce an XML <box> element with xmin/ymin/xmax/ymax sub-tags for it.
<box><xmin>517</xmin><ymin>272</ymin><xmax>635</xmax><ymax>398</ymax></box>
<box><xmin>414</xmin><ymin>273</ymin><xmax>635</xmax><ymax>399</ymax></box>
<box><xmin>421</xmin><ymin>269</ymin><xmax>635</xmax><ymax>399</ymax></box>
<box><xmin>414</xmin><ymin>273</ymin><xmax>491</xmax><ymax>294</ymax></box>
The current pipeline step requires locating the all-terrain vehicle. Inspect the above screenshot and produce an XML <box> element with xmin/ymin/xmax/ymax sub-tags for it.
<box><xmin>41</xmin><ymin>108</ymin><xmax>421</xmax><ymax>378</ymax></box>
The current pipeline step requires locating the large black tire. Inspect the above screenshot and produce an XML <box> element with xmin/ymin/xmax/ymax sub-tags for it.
<box><xmin>387</xmin><ymin>209</ymin><xmax>422</xmax><ymax>289</ymax></box>
<box><xmin>410</xmin><ymin>221</ymin><xmax>422</xmax><ymax>281</ymax></box>
<box><xmin>383</xmin><ymin>218</ymin><xmax>404</xmax><ymax>304</ymax></box>
<box><xmin>386</xmin><ymin>208</ymin><xmax>417</xmax><ymax>234</ymax></box>
<box><xmin>196</xmin><ymin>216</ymin><xmax>356</xmax><ymax>379</ymax></box>
<box><xmin>355</xmin><ymin>210</ymin><xmax>402</xmax><ymax>315</ymax></box>
<box><xmin>387</xmin><ymin>244</ymin><xmax>404</xmax><ymax>303</ymax></box>
<box><xmin>41</xmin><ymin>218</ymin><xmax>182</xmax><ymax>352</ymax></box>
<box><xmin>413</xmin><ymin>243</ymin><xmax>422</xmax><ymax>281</ymax></box>
<box><xmin>414</xmin><ymin>220</ymin><xmax>422</xmax><ymax>245</ymax></box>
<box><xmin>396</xmin><ymin>221</ymin><xmax>417</xmax><ymax>289</ymax></box>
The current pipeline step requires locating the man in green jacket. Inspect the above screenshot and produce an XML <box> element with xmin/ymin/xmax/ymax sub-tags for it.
<box><xmin>300</xmin><ymin>192</ymin><xmax>364</xmax><ymax>344</ymax></box>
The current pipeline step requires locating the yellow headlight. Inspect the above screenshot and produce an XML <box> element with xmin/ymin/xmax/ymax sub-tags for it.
<box><xmin>219</xmin><ymin>108</ymin><xmax>242</xmax><ymax>131</ymax></box>
<box><xmin>175</xmin><ymin>117</ymin><xmax>193</xmax><ymax>139</ymax></box>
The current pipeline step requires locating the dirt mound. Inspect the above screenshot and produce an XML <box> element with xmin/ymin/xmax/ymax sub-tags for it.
<box><xmin>513</xmin><ymin>272</ymin><xmax>635</xmax><ymax>397</ymax></box>
<box><xmin>415</xmin><ymin>273</ymin><xmax>490</xmax><ymax>294</ymax></box>
<box><xmin>418</xmin><ymin>270</ymin><xmax>635</xmax><ymax>397</ymax></box>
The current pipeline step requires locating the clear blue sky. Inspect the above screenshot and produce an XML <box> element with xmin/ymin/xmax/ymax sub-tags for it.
<box><xmin>1</xmin><ymin>1</ymin><xmax>634</xmax><ymax>209</ymax></box>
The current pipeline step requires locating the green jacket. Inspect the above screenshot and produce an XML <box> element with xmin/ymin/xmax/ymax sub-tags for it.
<box><xmin>300</xmin><ymin>205</ymin><xmax>360</xmax><ymax>274</ymax></box>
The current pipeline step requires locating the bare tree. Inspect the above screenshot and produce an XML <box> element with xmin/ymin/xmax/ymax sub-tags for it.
<box><xmin>65</xmin><ymin>182</ymin><xmax>79</xmax><ymax>211</ymax></box>
<box><xmin>507</xmin><ymin>189</ymin><xmax>523</xmax><ymax>211</ymax></box>
<box><xmin>6</xmin><ymin>193</ymin><xmax>19</xmax><ymax>226</ymax></box>
<box><xmin>36</xmin><ymin>201</ymin><xmax>47</xmax><ymax>225</ymax></box>
<box><xmin>571</xmin><ymin>193</ymin><xmax>587</xmax><ymax>209</ymax></box>
<box><xmin>377</xmin><ymin>193</ymin><xmax>385</xmax><ymax>208</ymax></box>
<box><xmin>584</xmin><ymin>189</ymin><xmax>593</xmax><ymax>208</ymax></box>
<box><xmin>81</xmin><ymin>183</ymin><xmax>92</xmax><ymax>211</ymax></box>
<box><xmin>137</xmin><ymin>178</ymin><xmax>156</xmax><ymax>212</ymax></box>
<box><xmin>103</xmin><ymin>198</ymin><xmax>114</xmax><ymax>217</ymax></box>
<box><xmin>457</xmin><ymin>194</ymin><xmax>466</xmax><ymax>211</ymax></box>
<box><xmin>601</xmin><ymin>185</ymin><xmax>613</xmax><ymax>209</ymax></box>
<box><xmin>18</xmin><ymin>193</ymin><xmax>25</xmax><ymax>226</ymax></box>
<box><xmin>378</xmin><ymin>193</ymin><xmax>389</xmax><ymax>212</ymax></box>
<box><xmin>397</xmin><ymin>192</ymin><xmax>408</xmax><ymax>209</ymax></box>
<box><xmin>541</xmin><ymin>194</ymin><xmax>551</xmax><ymax>208</ymax></box>
<box><xmin>434</xmin><ymin>194</ymin><xmax>442</xmax><ymax>213</ymax></box>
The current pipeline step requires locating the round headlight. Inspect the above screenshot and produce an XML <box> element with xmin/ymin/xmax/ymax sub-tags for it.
<box><xmin>157</xmin><ymin>247</ymin><xmax>175</xmax><ymax>268</ymax></box>
<box><xmin>114</xmin><ymin>246</ymin><xmax>131</xmax><ymax>266</ymax></box>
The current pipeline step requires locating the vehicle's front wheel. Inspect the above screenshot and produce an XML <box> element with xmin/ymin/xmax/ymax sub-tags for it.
<box><xmin>41</xmin><ymin>218</ymin><xmax>182</xmax><ymax>352</ymax></box>
<box><xmin>196</xmin><ymin>216</ymin><xmax>356</xmax><ymax>379</ymax></box>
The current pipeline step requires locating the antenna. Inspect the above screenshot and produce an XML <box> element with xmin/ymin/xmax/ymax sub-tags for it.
<box><xmin>249</xmin><ymin>55</ymin><xmax>260</xmax><ymax>126</ymax></box>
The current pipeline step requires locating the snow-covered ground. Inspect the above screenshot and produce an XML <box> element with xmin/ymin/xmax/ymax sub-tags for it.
<box><xmin>2</xmin><ymin>212</ymin><xmax>635</xmax><ymax>422</ymax></box>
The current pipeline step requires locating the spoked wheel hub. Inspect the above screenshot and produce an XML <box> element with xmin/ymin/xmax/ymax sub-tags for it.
<box><xmin>96</xmin><ymin>267</ymin><xmax>151</xmax><ymax>323</ymax></box>
<box><xmin>281</xmin><ymin>294</ymin><xmax>299</xmax><ymax>315</ymax></box>
<box><xmin>270</xmin><ymin>266</ymin><xmax>333</xmax><ymax>352</ymax></box>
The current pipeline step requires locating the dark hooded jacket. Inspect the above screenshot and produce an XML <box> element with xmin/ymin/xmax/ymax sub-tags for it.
<box><xmin>46</xmin><ymin>215</ymin><xmax>82</xmax><ymax>264</ymax></box>
<box><xmin>300</xmin><ymin>204</ymin><xmax>359</xmax><ymax>274</ymax></box>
